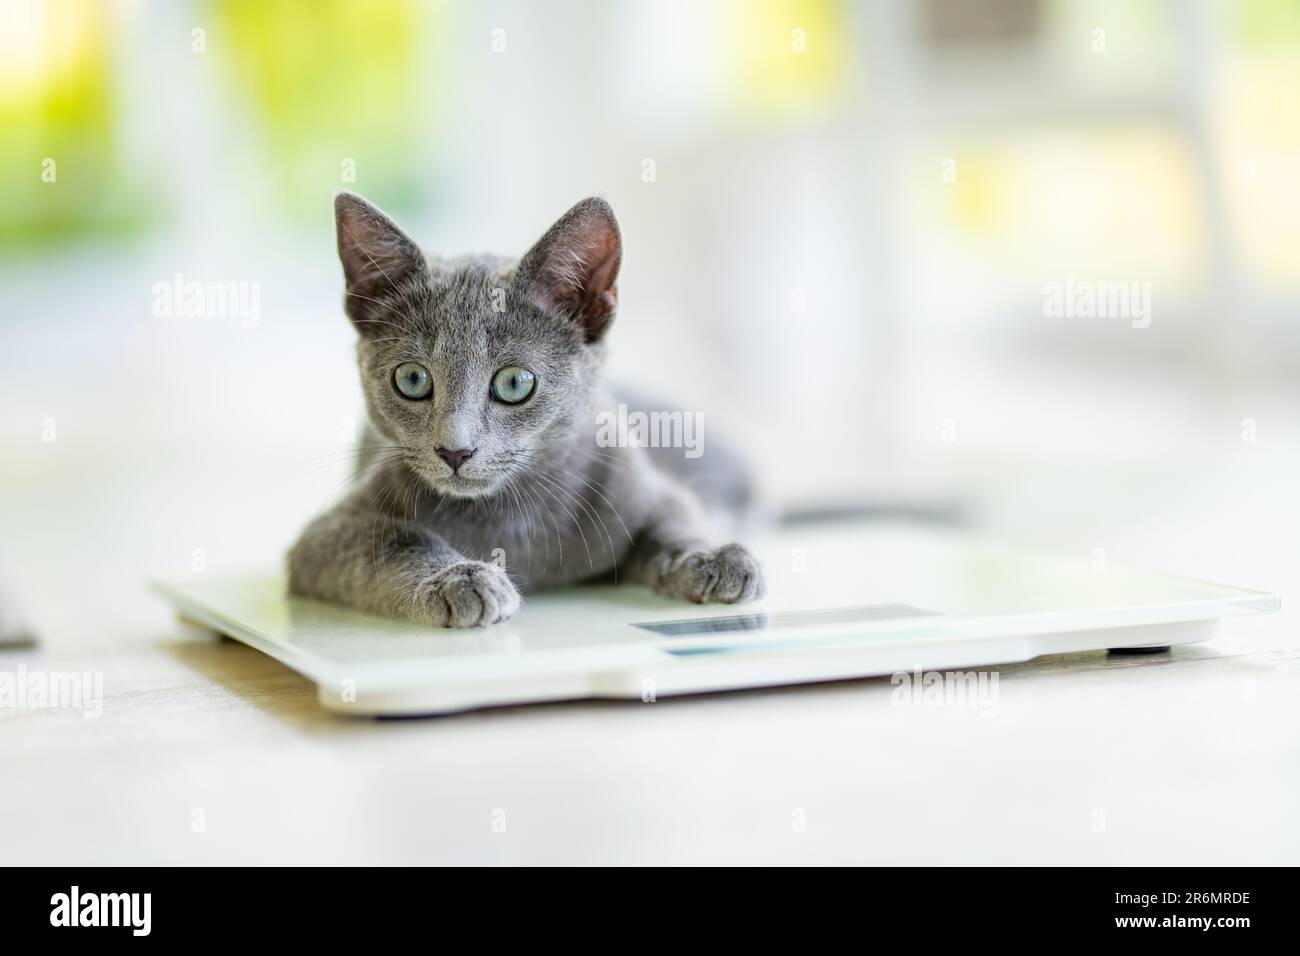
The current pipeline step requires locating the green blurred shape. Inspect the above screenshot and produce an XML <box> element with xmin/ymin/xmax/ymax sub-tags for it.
<box><xmin>1237</xmin><ymin>0</ymin><xmax>1300</xmax><ymax>47</ymax></box>
<box><xmin>0</xmin><ymin>0</ymin><xmax>150</xmax><ymax>251</ymax></box>
<box><xmin>213</xmin><ymin>0</ymin><xmax>435</xmax><ymax>218</ymax></box>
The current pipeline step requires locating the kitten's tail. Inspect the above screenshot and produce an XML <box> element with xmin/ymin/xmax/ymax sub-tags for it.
<box><xmin>776</xmin><ymin>498</ymin><xmax>969</xmax><ymax>527</ymax></box>
<box><xmin>615</xmin><ymin>388</ymin><xmax>969</xmax><ymax>532</ymax></box>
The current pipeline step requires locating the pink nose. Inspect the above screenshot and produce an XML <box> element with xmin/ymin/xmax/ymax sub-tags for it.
<box><xmin>435</xmin><ymin>447</ymin><xmax>476</xmax><ymax>474</ymax></box>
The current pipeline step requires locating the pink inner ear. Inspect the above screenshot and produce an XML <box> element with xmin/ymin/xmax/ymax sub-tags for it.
<box><xmin>577</xmin><ymin>240</ymin><xmax>620</xmax><ymax>317</ymax></box>
<box><xmin>520</xmin><ymin>199</ymin><xmax>623</xmax><ymax>340</ymax></box>
<box><xmin>540</xmin><ymin>239</ymin><xmax>618</xmax><ymax>342</ymax></box>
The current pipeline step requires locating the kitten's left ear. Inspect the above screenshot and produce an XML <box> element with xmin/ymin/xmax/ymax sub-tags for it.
<box><xmin>517</xmin><ymin>197</ymin><xmax>622</xmax><ymax>343</ymax></box>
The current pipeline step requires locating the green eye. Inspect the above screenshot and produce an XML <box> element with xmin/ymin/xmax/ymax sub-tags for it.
<box><xmin>490</xmin><ymin>366</ymin><xmax>536</xmax><ymax>404</ymax></box>
<box><xmin>393</xmin><ymin>362</ymin><xmax>432</xmax><ymax>399</ymax></box>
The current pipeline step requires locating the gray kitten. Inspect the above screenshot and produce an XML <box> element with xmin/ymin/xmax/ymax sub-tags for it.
<box><xmin>287</xmin><ymin>193</ymin><xmax>765</xmax><ymax>627</ymax></box>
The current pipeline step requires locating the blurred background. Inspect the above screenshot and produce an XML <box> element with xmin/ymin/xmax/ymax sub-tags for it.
<box><xmin>2</xmin><ymin>0</ymin><xmax>1298</xmax><ymax>650</ymax></box>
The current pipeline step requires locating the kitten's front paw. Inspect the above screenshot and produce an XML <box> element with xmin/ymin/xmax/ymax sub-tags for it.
<box><xmin>417</xmin><ymin>561</ymin><xmax>521</xmax><ymax>627</ymax></box>
<box><xmin>655</xmin><ymin>543</ymin><xmax>765</xmax><ymax>605</ymax></box>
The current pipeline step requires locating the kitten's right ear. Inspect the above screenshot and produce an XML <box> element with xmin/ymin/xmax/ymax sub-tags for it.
<box><xmin>334</xmin><ymin>192</ymin><xmax>425</xmax><ymax>332</ymax></box>
<box><xmin>517</xmin><ymin>197</ymin><xmax>622</xmax><ymax>343</ymax></box>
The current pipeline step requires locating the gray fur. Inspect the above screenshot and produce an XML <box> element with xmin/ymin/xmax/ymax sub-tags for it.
<box><xmin>287</xmin><ymin>193</ymin><xmax>764</xmax><ymax>627</ymax></box>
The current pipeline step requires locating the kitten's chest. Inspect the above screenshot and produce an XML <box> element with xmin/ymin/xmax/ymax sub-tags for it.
<box><xmin>428</xmin><ymin>490</ymin><xmax>635</xmax><ymax>590</ymax></box>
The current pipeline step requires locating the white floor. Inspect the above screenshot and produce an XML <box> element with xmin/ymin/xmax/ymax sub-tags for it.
<box><xmin>1</xmin><ymin>608</ymin><xmax>1296</xmax><ymax>865</ymax></box>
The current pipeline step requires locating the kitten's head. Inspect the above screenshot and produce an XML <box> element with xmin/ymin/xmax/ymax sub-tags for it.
<box><xmin>334</xmin><ymin>192</ymin><xmax>621</xmax><ymax>498</ymax></box>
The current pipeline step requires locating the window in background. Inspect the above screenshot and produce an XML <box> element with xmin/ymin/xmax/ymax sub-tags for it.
<box><xmin>882</xmin><ymin>0</ymin><xmax>1300</xmax><ymax>377</ymax></box>
<box><xmin>910</xmin><ymin>124</ymin><xmax>1204</xmax><ymax>323</ymax></box>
